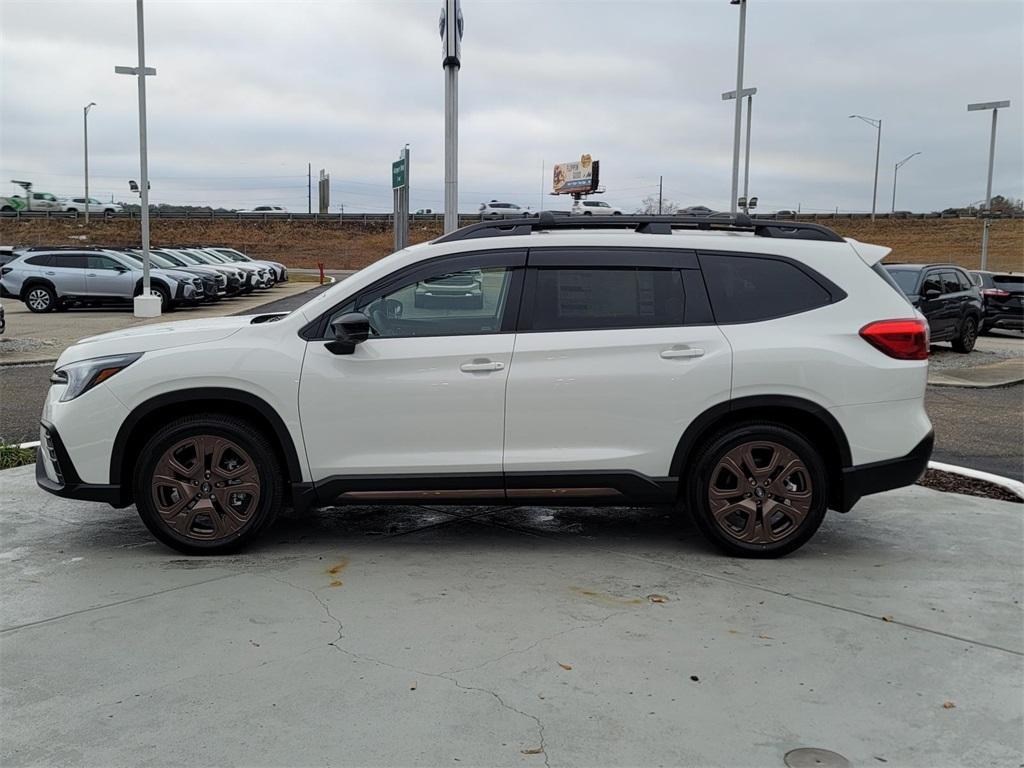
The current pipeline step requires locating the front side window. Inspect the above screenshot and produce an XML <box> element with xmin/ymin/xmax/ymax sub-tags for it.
<box><xmin>955</xmin><ymin>270</ymin><xmax>972</xmax><ymax>292</ymax></box>
<box><xmin>920</xmin><ymin>272</ymin><xmax>942</xmax><ymax>295</ymax></box>
<box><xmin>699</xmin><ymin>253</ymin><xmax>834</xmax><ymax>323</ymax></box>
<box><xmin>941</xmin><ymin>272</ymin><xmax>960</xmax><ymax>294</ymax></box>
<box><xmin>529</xmin><ymin>268</ymin><xmax>685</xmax><ymax>332</ymax></box>
<box><xmin>87</xmin><ymin>255</ymin><xmax>124</xmax><ymax>270</ymax></box>
<box><xmin>330</xmin><ymin>265</ymin><xmax>516</xmax><ymax>339</ymax></box>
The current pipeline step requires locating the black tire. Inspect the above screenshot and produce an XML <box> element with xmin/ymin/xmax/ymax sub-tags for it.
<box><xmin>133</xmin><ymin>413</ymin><xmax>283</xmax><ymax>555</ymax></box>
<box><xmin>684</xmin><ymin>422</ymin><xmax>829</xmax><ymax>558</ymax></box>
<box><xmin>24</xmin><ymin>284</ymin><xmax>56</xmax><ymax>313</ymax></box>
<box><xmin>951</xmin><ymin>316</ymin><xmax>978</xmax><ymax>353</ymax></box>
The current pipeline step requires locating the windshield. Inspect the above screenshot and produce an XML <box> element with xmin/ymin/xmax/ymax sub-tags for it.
<box><xmin>123</xmin><ymin>251</ymin><xmax>175</xmax><ymax>269</ymax></box>
<box><xmin>214</xmin><ymin>248</ymin><xmax>246</xmax><ymax>262</ymax></box>
<box><xmin>886</xmin><ymin>269</ymin><xmax>919</xmax><ymax>294</ymax></box>
<box><xmin>197</xmin><ymin>250</ymin><xmax>230</xmax><ymax>264</ymax></box>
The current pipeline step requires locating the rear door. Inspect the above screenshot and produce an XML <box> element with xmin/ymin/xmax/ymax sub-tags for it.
<box><xmin>502</xmin><ymin>248</ymin><xmax>732</xmax><ymax>487</ymax></box>
<box><xmin>50</xmin><ymin>253</ymin><xmax>89</xmax><ymax>296</ymax></box>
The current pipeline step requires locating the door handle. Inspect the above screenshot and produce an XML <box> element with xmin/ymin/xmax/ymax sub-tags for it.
<box><xmin>661</xmin><ymin>347</ymin><xmax>705</xmax><ymax>359</ymax></box>
<box><xmin>87</xmin><ymin>273</ymin><xmax>97</xmax><ymax>277</ymax></box>
<box><xmin>45</xmin><ymin>271</ymin><xmax>56</xmax><ymax>275</ymax></box>
<box><xmin>460</xmin><ymin>361</ymin><xmax>505</xmax><ymax>372</ymax></box>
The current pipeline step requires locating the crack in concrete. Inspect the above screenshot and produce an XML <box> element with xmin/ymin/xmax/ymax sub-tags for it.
<box><xmin>263</xmin><ymin>573</ymin><xmax>552</xmax><ymax>766</ymax></box>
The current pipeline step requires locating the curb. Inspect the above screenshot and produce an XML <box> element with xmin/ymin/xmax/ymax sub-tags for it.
<box><xmin>18</xmin><ymin>440</ymin><xmax>39</xmax><ymax>450</ymax></box>
<box><xmin>928</xmin><ymin>375</ymin><xmax>1024</xmax><ymax>389</ymax></box>
<box><xmin>927</xmin><ymin>460</ymin><xmax>1024</xmax><ymax>500</ymax></box>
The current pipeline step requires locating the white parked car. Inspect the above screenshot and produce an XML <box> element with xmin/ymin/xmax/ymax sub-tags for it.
<box><xmin>571</xmin><ymin>199</ymin><xmax>623</xmax><ymax>215</ymax></box>
<box><xmin>238</xmin><ymin>206</ymin><xmax>288</xmax><ymax>215</ymax></box>
<box><xmin>36</xmin><ymin>213</ymin><xmax>932</xmax><ymax>558</ymax></box>
<box><xmin>479</xmin><ymin>201</ymin><xmax>530</xmax><ymax>218</ymax></box>
<box><xmin>61</xmin><ymin>198</ymin><xmax>123</xmax><ymax>214</ymax></box>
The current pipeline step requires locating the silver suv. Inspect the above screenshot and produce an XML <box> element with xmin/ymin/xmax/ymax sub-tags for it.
<box><xmin>0</xmin><ymin>247</ymin><xmax>204</xmax><ymax>313</ymax></box>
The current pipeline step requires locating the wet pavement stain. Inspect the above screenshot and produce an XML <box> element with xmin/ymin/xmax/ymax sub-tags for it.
<box><xmin>569</xmin><ymin>586</ymin><xmax>646</xmax><ymax>606</ymax></box>
<box><xmin>326</xmin><ymin>558</ymin><xmax>348</xmax><ymax>576</ymax></box>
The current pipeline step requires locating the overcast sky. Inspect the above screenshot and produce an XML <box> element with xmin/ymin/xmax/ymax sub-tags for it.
<box><xmin>1</xmin><ymin>0</ymin><xmax>1021</xmax><ymax>214</ymax></box>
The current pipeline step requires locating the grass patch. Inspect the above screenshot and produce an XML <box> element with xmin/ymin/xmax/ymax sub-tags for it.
<box><xmin>0</xmin><ymin>443</ymin><xmax>36</xmax><ymax>470</ymax></box>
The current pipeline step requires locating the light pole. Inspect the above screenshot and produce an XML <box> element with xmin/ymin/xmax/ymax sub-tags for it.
<box><xmin>722</xmin><ymin>86</ymin><xmax>757</xmax><ymax>213</ymax></box>
<box><xmin>83</xmin><ymin>102</ymin><xmax>96</xmax><ymax>225</ymax></box>
<box><xmin>891</xmin><ymin>152</ymin><xmax>921</xmax><ymax>214</ymax></box>
<box><xmin>440</xmin><ymin>0</ymin><xmax>463</xmax><ymax>234</ymax></box>
<box><xmin>728</xmin><ymin>0</ymin><xmax>747</xmax><ymax>216</ymax></box>
<box><xmin>968</xmin><ymin>100</ymin><xmax>1010</xmax><ymax>270</ymax></box>
<box><xmin>849</xmin><ymin>114</ymin><xmax>882</xmax><ymax>220</ymax></box>
<box><xmin>115</xmin><ymin>0</ymin><xmax>158</xmax><ymax>317</ymax></box>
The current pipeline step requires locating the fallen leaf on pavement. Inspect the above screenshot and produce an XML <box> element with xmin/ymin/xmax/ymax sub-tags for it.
<box><xmin>942</xmin><ymin>700</ymin><xmax>955</xmax><ymax>709</ymax></box>
<box><xmin>557</xmin><ymin>662</ymin><xmax>573</xmax><ymax>671</ymax></box>
<box><xmin>521</xmin><ymin>747</ymin><xmax>545</xmax><ymax>755</ymax></box>
<box><xmin>410</xmin><ymin>681</ymin><xmax>417</xmax><ymax>691</ymax></box>
<box><xmin>881</xmin><ymin>615</ymin><xmax>894</xmax><ymax>622</ymax></box>
<box><xmin>329</xmin><ymin>580</ymin><xmax>343</xmax><ymax>588</ymax></box>
<box><xmin>648</xmin><ymin>594</ymin><xmax>669</xmax><ymax>603</ymax></box>
<box><xmin>758</xmin><ymin>634</ymin><xmax>773</xmax><ymax>640</ymax></box>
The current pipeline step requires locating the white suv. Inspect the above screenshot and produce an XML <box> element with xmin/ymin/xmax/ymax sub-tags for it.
<box><xmin>36</xmin><ymin>214</ymin><xmax>933</xmax><ymax>557</ymax></box>
<box><xmin>572</xmin><ymin>199</ymin><xmax>623</xmax><ymax>215</ymax></box>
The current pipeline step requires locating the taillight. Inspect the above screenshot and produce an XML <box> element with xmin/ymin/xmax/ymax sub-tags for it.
<box><xmin>982</xmin><ymin>288</ymin><xmax>1011</xmax><ymax>298</ymax></box>
<box><xmin>859</xmin><ymin>318</ymin><xmax>929</xmax><ymax>360</ymax></box>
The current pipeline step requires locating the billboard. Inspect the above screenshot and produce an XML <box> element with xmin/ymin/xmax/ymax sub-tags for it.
<box><xmin>552</xmin><ymin>155</ymin><xmax>600</xmax><ymax>195</ymax></box>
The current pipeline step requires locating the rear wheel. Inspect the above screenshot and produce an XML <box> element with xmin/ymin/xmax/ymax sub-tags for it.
<box><xmin>133</xmin><ymin>414</ymin><xmax>283</xmax><ymax>554</ymax></box>
<box><xmin>952</xmin><ymin>316</ymin><xmax>978</xmax><ymax>353</ymax></box>
<box><xmin>24</xmin><ymin>285</ymin><xmax>56</xmax><ymax>313</ymax></box>
<box><xmin>685</xmin><ymin>423</ymin><xmax>828</xmax><ymax>558</ymax></box>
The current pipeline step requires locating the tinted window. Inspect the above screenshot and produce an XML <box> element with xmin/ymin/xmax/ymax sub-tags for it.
<box><xmin>887</xmin><ymin>269</ymin><xmax>919</xmax><ymax>294</ymax></box>
<box><xmin>338</xmin><ymin>266</ymin><xmax>516</xmax><ymax>339</ymax></box>
<box><xmin>87</xmin><ymin>255</ymin><xmax>124</xmax><ymax>270</ymax></box>
<box><xmin>993</xmin><ymin>275</ymin><xmax>1023</xmax><ymax>290</ymax></box>
<box><xmin>955</xmin><ymin>270</ymin><xmax>972</xmax><ymax>291</ymax></box>
<box><xmin>25</xmin><ymin>254</ymin><xmax>54</xmax><ymax>267</ymax></box>
<box><xmin>52</xmin><ymin>254</ymin><xmax>88</xmax><ymax>269</ymax></box>
<box><xmin>700</xmin><ymin>253</ymin><xmax>833</xmax><ymax>323</ymax></box>
<box><xmin>530</xmin><ymin>268</ymin><xmax>685</xmax><ymax>331</ymax></box>
<box><xmin>941</xmin><ymin>272</ymin><xmax>960</xmax><ymax>294</ymax></box>
<box><xmin>920</xmin><ymin>272</ymin><xmax>942</xmax><ymax>295</ymax></box>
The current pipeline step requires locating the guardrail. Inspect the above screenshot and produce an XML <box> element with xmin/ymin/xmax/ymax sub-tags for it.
<box><xmin>1</xmin><ymin>210</ymin><xmax>1021</xmax><ymax>222</ymax></box>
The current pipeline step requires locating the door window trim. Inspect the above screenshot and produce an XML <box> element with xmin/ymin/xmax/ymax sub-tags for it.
<box><xmin>300</xmin><ymin>249</ymin><xmax>527</xmax><ymax>340</ymax></box>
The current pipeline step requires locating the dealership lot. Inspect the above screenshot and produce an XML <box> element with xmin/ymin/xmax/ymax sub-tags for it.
<box><xmin>0</xmin><ymin>464</ymin><xmax>1020</xmax><ymax>766</ymax></box>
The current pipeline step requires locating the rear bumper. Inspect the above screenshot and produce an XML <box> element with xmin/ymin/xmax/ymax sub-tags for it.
<box><xmin>838</xmin><ymin>430</ymin><xmax>934</xmax><ymax>513</ymax></box>
<box><xmin>36</xmin><ymin>420</ymin><xmax>128</xmax><ymax>507</ymax></box>
<box><xmin>982</xmin><ymin>309</ymin><xmax>1023</xmax><ymax>329</ymax></box>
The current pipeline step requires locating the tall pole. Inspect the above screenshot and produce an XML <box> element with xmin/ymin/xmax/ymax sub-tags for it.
<box><xmin>441</xmin><ymin>0</ymin><xmax>463</xmax><ymax>234</ymax></box>
<box><xmin>849</xmin><ymin>115</ymin><xmax>882</xmax><ymax>220</ymax></box>
<box><xmin>742</xmin><ymin>93</ymin><xmax>753</xmax><ymax>213</ymax></box>
<box><xmin>658</xmin><ymin>175</ymin><xmax>663</xmax><ymax>214</ymax></box>
<box><xmin>307</xmin><ymin>163</ymin><xmax>311</xmax><ymax>214</ymax></box>
<box><xmin>729</xmin><ymin>0</ymin><xmax>747</xmax><ymax>216</ymax></box>
<box><xmin>968</xmin><ymin>100</ymin><xmax>1010</xmax><ymax>270</ymax></box>
<box><xmin>891</xmin><ymin>152</ymin><xmax>921</xmax><ymax>214</ymax></box>
<box><xmin>83</xmin><ymin>102</ymin><xmax>95</xmax><ymax>225</ymax></box>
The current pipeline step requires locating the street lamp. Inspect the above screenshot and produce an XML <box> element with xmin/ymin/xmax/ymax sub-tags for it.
<box><xmin>849</xmin><ymin>114</ymin><xmax>882</xmax><ymax>221</ymax></box>
<box><xmin>728</xmin><ymin>0</ymin><xmax>747</xmax><ymax>217</ymax></box>
<box><xmin>890</xmin><ymin>152</ymin><xmax>920</xmax><ymax>214</ymax></box>
<box><xmin>440</xmin><ymin>0</ymin><xmax>464</xmax><ymax>234</ymax></box>
<box><xmin>83</xmin><ymin>102</ymin><xmax>96</xmax><ymax>224</ymax></box>
<box><xmin>967</xmin><ymin>100</ymin><xmax>1011</xmax><ymax>270</ymax></box>
<box><xmin>722</xmin><ymin>86</ymin><xmax>757</xmax><ymax>213</ymax></box>
<box><xmin>115</xmin><ymin>0</ymin><xmax>158</xmax><ymax>318</ymax></box>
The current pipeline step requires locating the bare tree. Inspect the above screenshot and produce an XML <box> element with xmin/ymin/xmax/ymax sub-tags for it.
<box><xmin>636</xmin><ymin>195</ymin><xmax>678</xmax><ymax>215</ymax></box>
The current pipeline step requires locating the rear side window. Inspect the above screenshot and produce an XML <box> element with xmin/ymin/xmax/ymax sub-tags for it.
<box><xmin>25</xmin><ymin>254</ymin><xmax>54</xmax><ymax>267</ymax></box>
<box><xmin>52</xmin><ymin>254</ymin><xmax>88</xmax><ymax>269</ymax></box>
<box><xmin>699</xmin><ymin>253</ymin><xmax>834</xmax><ymax>323</ymax></box>
<box><xmin>887</xmin><ymin>269</ymin><xmax>919</xmax><ymax>294</ymax></box>
<box><xmin>529</xmin><ymin>268</ymin><xmax>685</xmax><ymax>331</ymax></box>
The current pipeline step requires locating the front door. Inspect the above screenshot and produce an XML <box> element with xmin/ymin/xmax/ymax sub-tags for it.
<box><xmin>298</xmin><ymin>250</ymin><xmax>526</xmax><ymax>495</ymax></box>
<box><xmin>85</xmin><ymin>254</ymin><xmax>134</xmax><ymax>297</ymax></box>
<box><xmin>502</xmin><ymin>249</ymin><xmax>732</xmax><ymax>488</ymax></box>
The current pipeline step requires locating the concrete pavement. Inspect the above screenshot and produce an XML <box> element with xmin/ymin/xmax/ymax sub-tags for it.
<box><xmin>1</xmin><ymin>464</ymin><xmax>1021</xmax><ymax>767</ymax></box>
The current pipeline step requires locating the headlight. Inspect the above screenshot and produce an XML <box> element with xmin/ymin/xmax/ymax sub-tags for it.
<box><xmin>50</xmin><ymin>353</ymin><xmax>143</xmax><ymax>402</ymax></box>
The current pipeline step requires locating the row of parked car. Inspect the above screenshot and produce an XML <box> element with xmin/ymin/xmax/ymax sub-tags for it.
<box><xmin>882</xmin><ymin>263</ymin><xmax>1022</xmax><ymax>351</ymax></box>
<box><xmin>0</xmin><ymin>245</ymin><xmax>287</xmax><ymax>313</ymax></box>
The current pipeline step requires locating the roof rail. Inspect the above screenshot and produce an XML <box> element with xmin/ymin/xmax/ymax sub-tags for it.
<box><xmin>434</xmin><ymin>211</ymin><xmax>845</xmax><ymax>244</ymax></box>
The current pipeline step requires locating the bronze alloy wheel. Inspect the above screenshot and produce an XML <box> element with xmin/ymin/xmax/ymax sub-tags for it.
<box><xmin>151</xmin><ymin>435</ymin><xmax>262</xmax><ymax>541</ymax></box>
<box><xmin>707</xmin><ymin>440</ymin><xmax>813</xmax><ymax>545</ymax></box>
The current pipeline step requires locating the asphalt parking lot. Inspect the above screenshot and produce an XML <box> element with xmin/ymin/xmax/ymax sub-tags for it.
<box><xmin>1</xmin><ymin>465</ymin><xmax>1021</xmax><ymax>766</ymax></box>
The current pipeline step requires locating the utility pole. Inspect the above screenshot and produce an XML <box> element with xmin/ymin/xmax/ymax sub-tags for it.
<box><xmin>115</xmin><ymin>0</ymin><xmax>158</xmax><ymax>317</ymax></box>
<box><xmin>891</xmin><ymin>152</ymin><xmax>921</xmax><ymax>214</ymax></box>
<box><xmin>440</xmin><ymin>0</ymin><xmax>463</xmax><ymax>233</ymax></box>
<box><xmin>658</xmin><ymin>176</ymin><xmax>663</xmax><ymax>214</ymax></box>
<box><xmin>968</xmin><ymin>100</ymin><xmax>1010</xmax><ymax>270</ymax></box>
<box><xmin>307</xmin><ymin>163</ymin><xmax>311</xmax><ymax>214</ymax></box>
<box><xmin>729</xmin><ymin>0</ymin><xmax>748</xmax><ymax>216</ymax></box>
<box><xmin>83</xmin><ymin>102</ymin><xmax>96</xmax><ymax>225</ymax></box>
<box><xmin>849</xmin><ymin>114</ymin><xmax>882</xmax><ymax>220</ymax></box>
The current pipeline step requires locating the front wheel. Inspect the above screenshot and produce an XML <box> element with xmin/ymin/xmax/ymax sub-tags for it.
<box><xmin>685</xmin><ymin>423</ymin><xmax>829</xmax><ymax>558</ymax></box>
<box><xmin>133</xmin><ymin>414</ymin><xmax>283</xmax><ymax>554</ymax></box>
<box><xmin>951</xmin><ymin>316</ymin><xmax>978</xmax><ymax>353</ymax></box>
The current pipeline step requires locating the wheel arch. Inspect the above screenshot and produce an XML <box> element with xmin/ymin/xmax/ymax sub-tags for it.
<box><xmin>110</xmin><ymin>388</ymin><xmax>304</xmax><ymax>504</ymax></box>
<box><xmin>20</xmin><ymin>277</ymin><xmax>57</xmax><ymax>299</ymax></box>
<box><xmin>134</xmin><ymin>276</ymin><xmax>171</xmax><ymax>295</ymax></box>
<box><xmin>671</xmin><ymin>395</ymin><xmax>852</xmax><ymax>511</ymax></box>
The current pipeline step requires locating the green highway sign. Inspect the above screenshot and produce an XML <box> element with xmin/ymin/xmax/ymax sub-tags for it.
<box><xmin>392</xmin><ymin>159</ymin><xmax>406</xmax><ymax>189</ymax></box>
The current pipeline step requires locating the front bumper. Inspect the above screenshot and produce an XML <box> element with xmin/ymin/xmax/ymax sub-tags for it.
<box><xmin>838</xmin><ymin>430</ymin><xmax>934</xmax><ymax>513</ymax></box>
<box><xmin>36</xmin><ymin>420</ymin><xmax>127</xmax><ymax>507</ymax></box>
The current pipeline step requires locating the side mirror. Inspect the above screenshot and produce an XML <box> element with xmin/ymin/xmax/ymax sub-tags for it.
<box><xmin>924</xmin><ymin>289</ymin><xmax>941</xmax><ymax>300</ymax></box>
<box><xmin>115</xmin><ymin>266</ymin><xmax>128</xmax><ymax>273</ymax></box>
<box><xmin>326</xmin><ymin>312</ymin><xmax>371</xmax><ymax>355</ymax></box>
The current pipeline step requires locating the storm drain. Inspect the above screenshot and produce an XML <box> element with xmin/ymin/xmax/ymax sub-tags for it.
<box><xmin>784</xmin><ymin>748</ymin><xmax>852</xmax><ymax>768</ymax></box>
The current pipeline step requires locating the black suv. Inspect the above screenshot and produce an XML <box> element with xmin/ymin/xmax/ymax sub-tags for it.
<box><xmin>884</xmin><ymin>263</ymin><xmax>983</xmax><ymax>352</ymax></box>
<box><xmin>970</xmin><ymin>271</ymin><xmax>1023</xmax><ymax>334</ymax></box>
